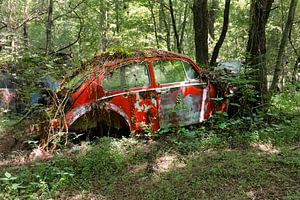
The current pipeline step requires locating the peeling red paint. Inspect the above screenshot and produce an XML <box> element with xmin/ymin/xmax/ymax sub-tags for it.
<box><xmin>62</xmin><ymin>49</ymin><xmax>228</xmax><ymax>133</ymax></box>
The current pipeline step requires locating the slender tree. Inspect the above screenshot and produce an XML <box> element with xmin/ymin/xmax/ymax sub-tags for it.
<box><xmin>45</xmin><ymin>0</ymin><xmax>54</xmax><ymax>55</ymax></box>
<box><xmin>289</xmin><ymin>29</ymin><xmax>300</xmax><ymax>83</ymax></box>
<box><xmin>208</xmin><ymin>0</ymin><xmax>218</xmax><ymax>39</ymax></box>
<box><xmin>292</xmin><ymin>56</ymin><xmax>300</xmax><ymax>82</ymax></box>
<box><xmin>168</xmin><ymin>0</ymin><xmax>181</xmax><ymax>53</ymax></box>
<box><xmin>246</xmin><ymin>0</ymin><xmax>274</xmax><ymax>105</ymax></box>
<box><xmin>210</xmin><ymin>0</ymin><xmax>231</xmax><ymax>66</ymax></box>
<box><xmin>179</xmin><ymin>3</ymin><xmax>188</xmax><ymax>52</ymax></box>
<box><xmin>101</xmin><ymin>8</ymin><xmax>109</xmax><ymax>51</ymax></box>
<box><xmin>270</xmin><ymin>0</ymin><xmax>298</xmax><ymax>91</ymax></box>
<box><xmin>192</xmin><ymin>0</ymin><xmax>208</xmax><ymax>66</ymax></box>
<box><xmin>23</xmin><ymin>0</ymin><xmax>29</xmax><ymax>48</ymax></box>
<box><xmin>115</xmin><ymin>0</ymin><xmax>120</xmax><ymax>33</ymax></box>
<box><xmin>148</xmin><ymin>0</ymin><xmax>160</xmax><ymax>49</ymax></box>
<box><xmin>159</xmin><ymin>0</ymin><xmax>171</xmax><ymax>51</ymax></box>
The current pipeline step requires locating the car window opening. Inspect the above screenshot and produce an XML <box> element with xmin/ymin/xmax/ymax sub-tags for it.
<box><xmin>102</xmin><ymin>61</ymin><xmax>150</xmax><ymax>91</ymax></box>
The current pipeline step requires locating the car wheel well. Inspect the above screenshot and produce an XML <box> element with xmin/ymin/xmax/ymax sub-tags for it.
<box><xmin>70</xmin><ymin>108</ymin><xmax>131</xmax><ymax>139</ymax></box>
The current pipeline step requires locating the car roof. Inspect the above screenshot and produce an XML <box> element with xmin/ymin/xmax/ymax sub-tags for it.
<box><xmin>83</xmin><ymin>48</ymin><xmax>191</xmax><ymax>70</ymax></box>
<box><xmin>66</xmin><ymin>49</ymin><xmax>194</xmax><ymax>88</ymax></box>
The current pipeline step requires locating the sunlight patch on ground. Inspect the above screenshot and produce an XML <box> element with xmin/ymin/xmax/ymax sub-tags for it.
<box><xmin>129</xmin><ymin>162</ymin><xmax>148</xmax><ymax>173</ymax></box>
<box><xmin>109</xmin><ymin>137</ymin><xmax>140</xmax><ymax>154</ymax></box>
<box><xmin>58</xmin><ymin>191</ymin><xmax>107</xmax><ymax>200</ymax></box>
<box><xmin>129</xmin><ymin>153</ymin><xmax>186</xmax><ymax>174</ymax></box>
<box><xmin>250</xmin><ymin>142</ymin><xmax>280</xmax><ymax>154</ymax></box>
<box><xmin>153</xmin><ymin>153</ymin><xmax>186</xmax><ymax>173</ymax></box>
<box><xmin>204</xmin><ymin>148</ymin><xmax>218</xmax><ymax>155</ymax></box>
<box><xmin>246</xmin><ymin>190</ymin><xmax>255</xmax><ymax>199</ymax></box>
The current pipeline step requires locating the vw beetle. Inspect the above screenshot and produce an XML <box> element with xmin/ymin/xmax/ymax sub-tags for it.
<box><xmin>60</xmin><ymin>49</ymin><xmax>228</xmax><ymax>135</ymax></box>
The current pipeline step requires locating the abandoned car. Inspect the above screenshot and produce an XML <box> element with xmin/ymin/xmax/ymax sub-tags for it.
<box><xmin>0</xmin><ymin>73</ymin><xmax>23</xmax><ymax>113</ymax></box>
<box><xmin>59</xmin><ymin>49</ymin><xmax>228</xmax><ymax>134</ymax></box>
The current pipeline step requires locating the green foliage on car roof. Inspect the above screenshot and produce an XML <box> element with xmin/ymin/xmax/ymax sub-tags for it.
<box><xmin>63</xmin><ymin>48</ymin><xmax>188</xmax><ymax>91</ymax></box>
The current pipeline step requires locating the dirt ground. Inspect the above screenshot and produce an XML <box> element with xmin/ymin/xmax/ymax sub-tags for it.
<box><xmin>0</xmin><ymin>114</ymin><xmax>38</xmax><ymax>168</ymax></box>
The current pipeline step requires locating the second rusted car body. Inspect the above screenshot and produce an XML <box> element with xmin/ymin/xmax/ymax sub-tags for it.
<box><xmin>63</xmin><ymin>49</ymin><xmax>227</xmax><ymax>134</ymax></box>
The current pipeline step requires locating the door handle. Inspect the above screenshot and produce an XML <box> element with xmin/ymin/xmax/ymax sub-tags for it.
<box><xmin>157</xmin><ymin>88</ymin><xmax>169</xmax><ymax>95</ymax></box>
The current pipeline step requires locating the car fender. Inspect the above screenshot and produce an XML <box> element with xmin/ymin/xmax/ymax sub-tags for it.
<box><xmin>65</xmin><ymin>102</ymin><xmax>131</xmax><ymax>131</ymax></box>
<box><xmin>104</xmin><ymin>102</ymin><xmax>132</xmax><ymax>131</ymax></box>
<box><xmin>66</xmin><ymin>104</ymin><xmax>92</xmax><ymax>127</ymax></box>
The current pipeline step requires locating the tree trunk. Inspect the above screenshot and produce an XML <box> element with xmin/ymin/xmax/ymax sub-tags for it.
<box><xmin>101</xmin><ymin>10</ymin><xmax>109</xmax><ymax>51</ymax></box>
<box><xmin>23</xmin><ymin>23</ymin><xmax>28</xmax><ymax>48</ymax></box>
<box><xmin>160</xmin><ymin>0</ymin><xmax>171</xmax><ymax>51</ymax></box>
<box><xmin>7</xmin><ymin>0</ymin><xmax>16</xmax><ymax>53</ymax></box>
<box><xmin>193</xmin><ymin>0</ymin><xmax>209</xmax><ymax>66</ymax></box>
<box><xmin>168</xmin><ymin>0</ymin><xmax>181</xmax><ymax>53</ymax></box>
<box><xmin>23</xmin><ymin>0</ymin><xmax>29</xmax><ymax>48</ymax></box>
<box><xmin>158</xmin><ymin>0</ymin><xmax>164</xmax><ymax>30</ymax></box>
<box><xmin>292</xmin><ymin>56</ymin><xmax>300</xmax><ymax>83</ymax></box>
<box><xmin>149</xmin><ymin>0</ymin><xmax>159</xmax><ymax>49</ymax></box>
<box><xmin>270</xmin><ymin>0</ymin><xmax>298</xmax><ymax>91</ymax></box>
<box><xmin>210</xmin><ymin>0</ymin><xmax>230</xmax><ymax>66</ymax></box>
<box><xmin>289</xmin><ymin>28</ymin><xmax>300</xmax><ymax>83</ymax></box>
<box><xmin>46</xmin><ymin>0</ymin><xmax>54</xmax><ymax>55</ymax></box>
<box><xmin>165</xmin><ymin>18</ymin><xmax>171</xmax><ymax>51</ymax></box>
<box><xmin>179</xmin><ymin>4</ymin><xmax>188</xmax><ymax>52</ymax></box>
<box><xmin>115</xmin><ymin>0</ymin><xmax>120</xmax><ymax>33</ymax></box>
<box><xmin>246</xmin><ymin>0</ymin><xmax>274</xmax><ymax>105</ymax></box>
<box><xmin>208</xmin><ymin>0</ymin><xmax>218</xmax><ymax>40</ymax></box>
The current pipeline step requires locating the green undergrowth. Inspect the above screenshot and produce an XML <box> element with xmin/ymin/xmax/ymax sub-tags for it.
<box><xmin>0</xmin><ymin>113</ymin><xmax>23</xmax><ymax>140</ymax></box>
<box><xmin>0</xmin><ymin>137</ymin><xmax>299</xmax><ymax>199</ymax></box>
<box><xmin>0</xmin><ymin>90</ymin><xmax>300</xmax><ymax>199</ymax></box>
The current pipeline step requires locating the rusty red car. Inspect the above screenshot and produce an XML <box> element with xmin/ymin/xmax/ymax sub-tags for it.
<box><xmin>61</xmin><ymin>49</ymin><xmax>228</xmax><ymax>135</ymax></box>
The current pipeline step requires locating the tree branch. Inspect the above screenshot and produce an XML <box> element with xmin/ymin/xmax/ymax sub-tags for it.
<box><xmin>288</xmin><ymin>27</ymin><xmax>299</xmax><ymax>57</ymax></box>
<box><xmin>50</xmin><ymin>11</ymin><xmax>83</xmax><ymax>54</ymax></box>
<box><xmin>15</xmin><ymin>11</ymin><xmax>47</xmax><ymax>30</ymax></box>
<box><xmin>210</xmin><ymin>0</ymin><xmax>231</xmax><ymax>66</ymax></box>
<box><xmin>52</xmin><ymin>0</ymin><xmax>86</xmax><ymax>22</ymax></box>
<box><xmin>154</xmin><ymin>0</ymin><xmax>171</xmax><ymax>11</ymax></box>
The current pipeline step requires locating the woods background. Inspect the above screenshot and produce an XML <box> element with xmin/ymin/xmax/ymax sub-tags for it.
<box><xmin>1</xmin><ymin>1</ymin><xmax>300</xmax><ymax>199</ymax></box>
<box><xmin>0</xmin><ymin>0</ymin><xmax>299</xmax><ymax>107</ymax></box>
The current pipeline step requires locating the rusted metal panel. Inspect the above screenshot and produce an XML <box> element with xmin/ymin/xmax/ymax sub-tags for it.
<box><xmin>157</xmin><ymin>83</ymin><xmax>210</xmax><ymax>128</ymax></box>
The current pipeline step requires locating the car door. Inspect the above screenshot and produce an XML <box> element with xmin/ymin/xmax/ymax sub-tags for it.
<box><xmin>151</xmin><ymin>58</ymin><xmax>210</xmax><ymax>128</ymax></box>
<box><xmin>102</xmin><ymin>60</ymin><xmax>159</xmax><ymax>132</ymax></box>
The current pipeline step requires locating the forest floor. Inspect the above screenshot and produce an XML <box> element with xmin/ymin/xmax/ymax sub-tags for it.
<box><xmin>0</xmin><ymin>91</ymin><xmax>300</xmax><ymax>199</ymax></box>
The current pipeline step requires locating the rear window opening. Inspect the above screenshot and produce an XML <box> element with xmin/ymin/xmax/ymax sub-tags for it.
<box><xmin>102</xmin><ymin>61</ymin><xmax>150</xmax><ymax>91</ymax></box>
